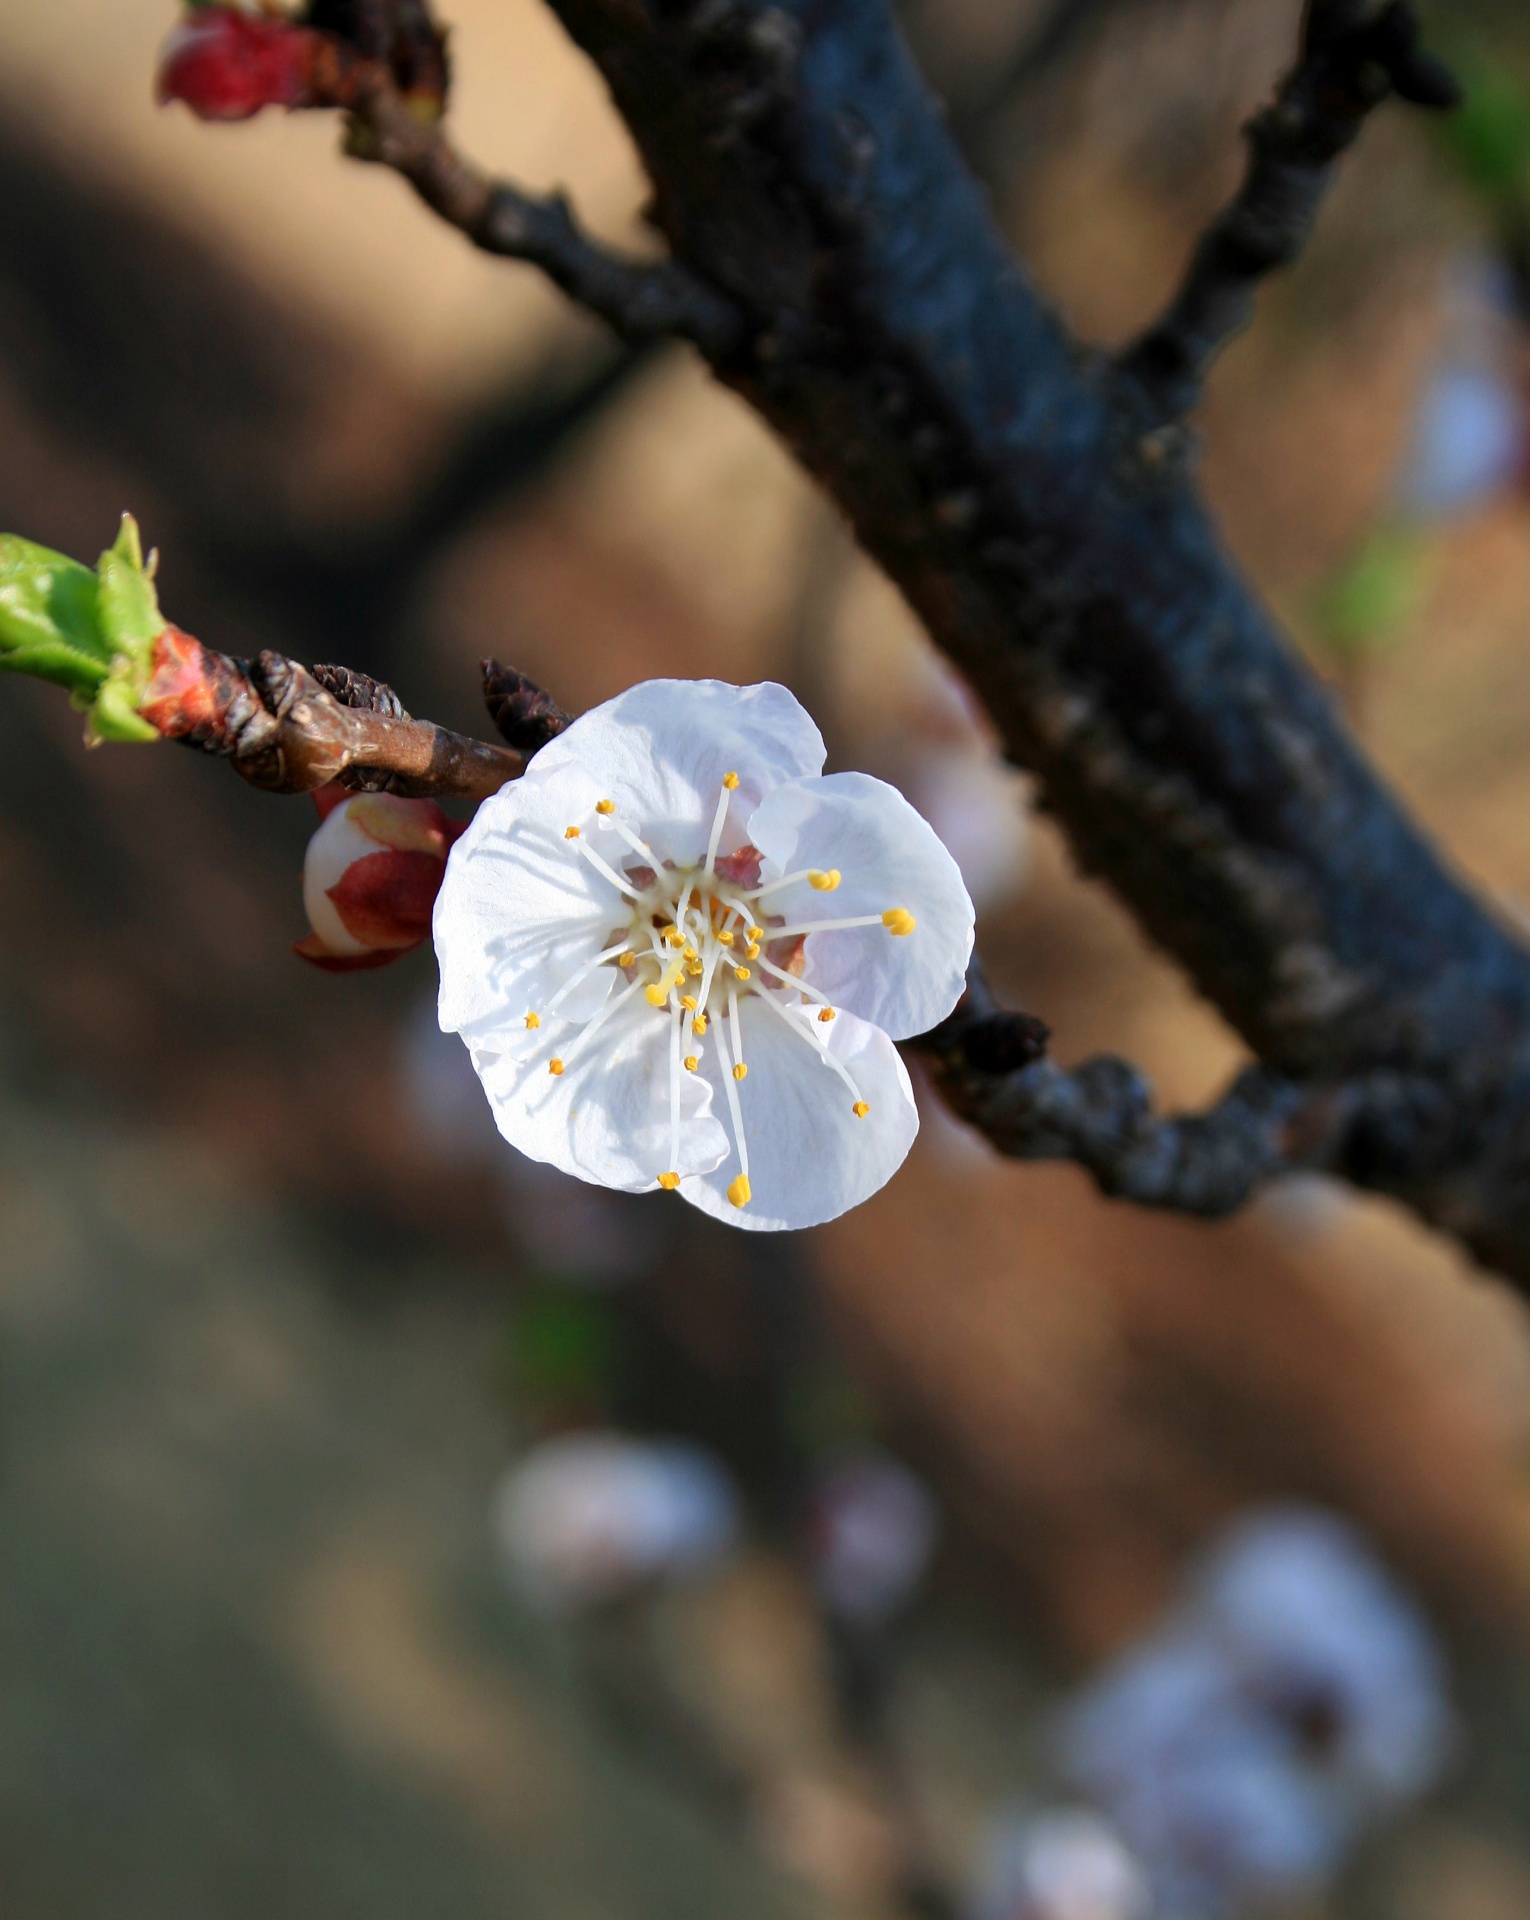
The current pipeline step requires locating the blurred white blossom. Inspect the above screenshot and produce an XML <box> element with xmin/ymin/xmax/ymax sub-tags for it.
<box><xmin>1399</xmin><ymin>252</ymin><xmax>1526</xmax><ymax>519</ymax></box>
<box><xmin>492</xmin><ymin>1432</ymin><xmax>741</xmax><ymax>1614</ymax></box>
<box><xmin>1057</xmin><ymin>1506</ymin><xmax>1455</xmax><ymax>1917</ymax></box>
<box><xmin>969</xmin><ymin>1808</ymin><xmax>1152</xmax><ymax>1920</ymax></box>
<box><xmin>808</xmin><ymin>1451</ymin><xmax>939</xmax><ymax>1624</ymax></box>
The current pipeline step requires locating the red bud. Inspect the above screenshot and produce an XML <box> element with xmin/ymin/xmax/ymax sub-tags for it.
<box><xmin>157</xmin><ymin>8</ymin><xmax>316</xmax><ymax>122</ymax></box>
<box><xmin>296</xmin><ymin>790</ymin><xmax>463</xmax><ymax>971</ymax></box>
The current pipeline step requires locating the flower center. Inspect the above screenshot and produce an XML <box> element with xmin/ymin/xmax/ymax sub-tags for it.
<box><xmin>528</xmin><ymin>775</ymin><xmax>916</xmax><ymax>1208</ymax></box>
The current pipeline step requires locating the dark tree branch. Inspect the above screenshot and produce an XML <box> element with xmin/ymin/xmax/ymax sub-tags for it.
<box><xmin>140</xmin><ymin>627</ymin><xmax>522</xmax><ymax>800</ymax></box>
<box><xmin>1119</xmin><ymin>0</ymin><xmax>1460</xmax><ymax>417</ymax></box>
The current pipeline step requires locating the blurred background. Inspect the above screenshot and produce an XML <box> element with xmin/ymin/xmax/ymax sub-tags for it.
<box><xmin>9</xmin><ymin>1</ymin><xmax>1530</xmax><ymax>1915</ymax></box>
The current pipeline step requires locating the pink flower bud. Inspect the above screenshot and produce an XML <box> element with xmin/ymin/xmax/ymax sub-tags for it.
<box><xmin>295</xmin><ymin>790</ymin><xmax>463</xmax><ymax>973</ymax></box>
<box><xmin>157</xmin><ymin>7</ymin><xmax>316</xmax><ymax>122</ymax></box>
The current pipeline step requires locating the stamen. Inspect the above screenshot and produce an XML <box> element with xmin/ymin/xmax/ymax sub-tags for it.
<box><xmin>548</xmin><ymin>1059</ymin><xmax>564</xmax><ymax>1075</ymax></box>
<box><xmin>604</xmin><ymin>815</ymin><xmax>658</xmax><ymax>864</ymax></box>
<box><xmin>714</xmin><ymin>991</ymin><xmax>751</xmax><ymax>1199</ymax></box>
<box><xmin>595</xmin><ymin>799</ymin><xmax>616</xmax><ymax>815</ymax></box>
<box><xmin>809</xmin><ymin>869</ymin><xmax>841</xmax><ymax>891</ymax></box>
<box><xmin>681</xmin><ymin>995</ymin><xmax>698</xmax><ymax>1011</ymax></box>
<box><xmin>573</xmin><ymin>838</ymin><xmax>644</xmax><ymax>901</ymax></box>
<box><xmin>692</xmin><ymin>1013</ymin><xmax>708</xmax><ymax>1036</ymax></box>
<box><xmin>646</xmin><ymin>960</ymin><xmax>685</xmax><ymax>1007</ymax></box>
<box><xmin>618</xmin><ymin>950</ymin><xmax>636</xmax><ymax>968</ymax></box>
<box><xmin>551</xmin><ymin>974</ymin><xmax>649</xmax><ymax>1070</ymax></box>
<box><xmin>755</xmin><ymin>990</ymin><xmax>870</xmax><ymax>1115</ymax></box>
<box><xmin>525</xmin><ymin>1012</ymin><xmax>541</xmax><ymax>1029</ymax></box>
<box><xmin>687</xmin><ymin>961</ymin><xmax>704</xmax><ymax>977</ymax></box>
<box><xmin>818</xmin><ymin>1008</ymin><xmax>836</xmax><ymax>1023</ymax></box>
<box><xmin>769</xmin><ymin>912</ymin><xmax>904</xmax><ymax>939</ymax></box>
<box><xmin>728</xmin><ymin>983</ymin><xmax>747</xmax><ymax>1092</ymax></box>
<box><xmin>733</xmin><ymin>965</ymin><xmax>751</xmax><ymax>981</ymax></box>
<box><xmin>748</xmin><ymin>926</ymin><xmax>764</xmax><ymax>941</ymax></box>
<box><xmin>704</xmin><ymin>776</ymin><xmax>735</xmax><ymax>876</ymax></box>
<box><xmin>717</xmin><ymin>930</ymin><xmax>735</xmax><ymax>947</ymax></box>
<box><xmin>545</xmin><ymin>938</ymin><xmax>635</xmax><ymax>1013</ymax></box>
<box><xmin>564</xmin><ymin>826</ymin><xmax>580</xmax><ymax>840</ymax></box>
<box><xmin>668</xmin><ymin>1002</ymin><xmax>682</xmax><ymax>1180</ymax></box>
<box><xmin>661</xmin><ymin>926</ymin><xmax>684</xmax><ymax>947</ymax></box>
<box><xmin>746</xmin><ymin>943</ymin><xmax>761</xmax><ymax>960</ymax></box>
<box><xmin>658</xmin><ymin>1172</ymin><xmax>680</xmax><ymax>1191</ymax></box>
<box><xmin>753</xmin><ymin>952</ymin><xmax>834</xmax><ymax>1007</ymax></box>
<box><xmin>684</xmin><ymin>1055</ymin><xmax>700</xmax><ymax>1072</ymax></box>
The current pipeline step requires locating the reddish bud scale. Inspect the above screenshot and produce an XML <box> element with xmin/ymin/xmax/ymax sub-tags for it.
<box><xmin>137</xmin><ymin>624</ymin><xmax>253</xmax><ymax>750</ymax></box>
<box><xmin>157</xmin><ymin>8</ymin><xmax>320</xmax><ymax>122</ymax></box>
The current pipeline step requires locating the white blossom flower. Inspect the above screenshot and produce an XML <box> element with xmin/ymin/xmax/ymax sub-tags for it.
<box><xmin>1056</xmin><ymin>1505</ymin><xmax>1456</xmax><ymax>1918</ymax></box>
<box><xmin>491</xmin><ymin>1432</ymin><xmax>740</xmax><ymax>1613</ymax></box>
<box><xmin>433</xmin><ymin>679</ymin><xmax>975</xmax><ymax>1231</ymax></box>
<box><xmin>809</xmin><ymin>1451</ymin><xmax>939</xmax><ymax>1624</ymax></box>
<box><xmin>969</xmin><ymin>1807</ymin><xmax>1151</xmax><ymax>1920</ymax></box>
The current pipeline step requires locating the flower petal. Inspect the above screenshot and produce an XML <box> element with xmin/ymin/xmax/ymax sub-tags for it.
<box><xmin>435</xmin><ymin>757</ymin><xmax>628</xmax><ymax>1042</ymax></box>
<box><xmin>530</xmin><ymin>679</ymin><xmax>826</xmax><ymax>867</ymax></box>
<box><xmin>468</xmin><ymin>991</ymin><xmax>729</xmax><ymax>1193</ymax></box>
<box><xmin>680</xmin><ymin>1000</ymin><xmax>918</xmax><ymax>1231</ymax></box>
<box><xmin>747</xmin><ymin>771</ymin><xmax>975</xmax><ymax>1039</ymax></box>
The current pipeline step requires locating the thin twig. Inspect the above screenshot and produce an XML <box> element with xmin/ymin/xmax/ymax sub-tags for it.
<box><xmin>914</xmin><ymin>964</ymin><xmax>1443</xmax><ymax>1218</ymax></box>
<box><xmin>346</xmin><ymin>66</ymin><xmax>747</xmax><ymax>357</ymax></box>
<box><xmin>140</xmin><ymin>627</ymin><xmax>523</xmax><ymax>800</ymax></box>
<box><xmin>1119</xmin><ymin>0</ymin><xmax>1458</xmax><ymax>418</ymax></box>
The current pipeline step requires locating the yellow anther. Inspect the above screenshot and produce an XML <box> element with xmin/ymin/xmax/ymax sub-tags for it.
<box><xmin>564</xmin><ymin>825</ymin><xmax>580</xmax><ymax>839</ymax></box>
<box><xmin>852</xmin><ymin>1101</ymin><xmax>870</xmax><ymax>1118</ymax></box>
<box><xmin>683</xmin><ymin>946</ymin><xmax>698</xmax><ymax>962</ymax></box>
<box><xmin>717</xmin><ymin>930</ymin><xmax>735</xmax><ymax>947</ymax></box>
<box><xmin>662</xmin><ymin>926</ymin><xmax>684</xmax><ymax>947</ymax></box>
<box><xmin>748</xmin><ymin>927</ymin><xmax>764</xmax><ymax>941</ymax></box>
<box><xmin>595</xmin><ymin>799</ymin><xmax>616</xmax><ymax>815</ymax></box>
<box><xmin>733</xmin><ymin>1063</ymin><xmax>748</xmax><ymax>1081</ymax></box>
<box><xmin>818</xmin><ymin>1008</ymin><xmax>836</xmax><ymax>1023</ymax></box>
<box><xmin>692</xmin><ymin>1014</ymin><xmax>708</xmax><ymax>1036</ymax></box>
<box><xmin>723</xmin><ymin>771</ymin><xmax>740</xmax><ymax>790</ymax></box>
<box><xmin>525</xmin><ymin>1011</ymin><xmax>541</xmax><ymax>1030</ymax></box>
<box><xmin>646</xmin><ymin>960</ymin><xmax>685</xmax><ymax>1007</ymax></box>
<box><xmin>882</xmin><ymin>907</ymin><xmax>916</xmax><ymax>937</ymax></box>
<box><xmin>681</xmin><ymin>994</ymin><xmax>698</xmax><ymax>1011</ymax></box>
<box><xmin>746</xmin><ymin>944</ymin><xmax>761</xmax><ymax>960</ymax></box>
<box><xmin>618</xmin><ymin>950</ymin><xmax>636</xmax><ymax>968</ymax></box>
<box><xmin>549</xmin><ymin>1059</ymin><xmax>565</xmax><ymax>1076</ymax></box>
<box><xmin>809</xmin><ymin>869</ymin><xmax>842</xmax><ymax>892</ymax></box>
<box><xmin>733</xmin><ymin>966</ymin><xmax>751</xmax><ymax>981</ymax></box>
<box><xmin>687</xmin><ymin>960</ymin><xmax>704</xmax><ymax>976</ymax></box>
<box><xmin>727</xmin><ymin>1174</ymin><xmax>752</xmax><ymax>1208</ymax></box>
<box><xmin>684</xmin><ymin>1055</ymin><xmax>700</xmax><ymax>1072</ymax></box>
<box><xmin>658</xmin><ymin>1172</ymin><xmax>680</xmax><ymax>1191</ymax></box>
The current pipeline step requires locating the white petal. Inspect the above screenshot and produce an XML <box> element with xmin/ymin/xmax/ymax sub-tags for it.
<box><xmin>680</xmin><ymin>1000</ymin><xmax>918</xmax><ymax>1231</ymax></box>
<box><xmin>747</xmin><ymin>771</ymin><xmax>975</xmax><ymax>1040</ymax></box>
<box><xmin>434</xmin><ymin>757</ymin><xmax>627</xmax><ymax>1044</ymax></box>
<box><xmin>530</xmin><ymin>679</ymin><xmax>826</xmax><ymax>867</ymax></box>
<box><xmin>303</xmin><ymin>801</ymin><xmax>383</xmax><ymax>957</ymax></box>
<box><xmin>468</xmin><ymin>991</ymin><xmax>729</xmax><ymax>1193</ymax></box>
